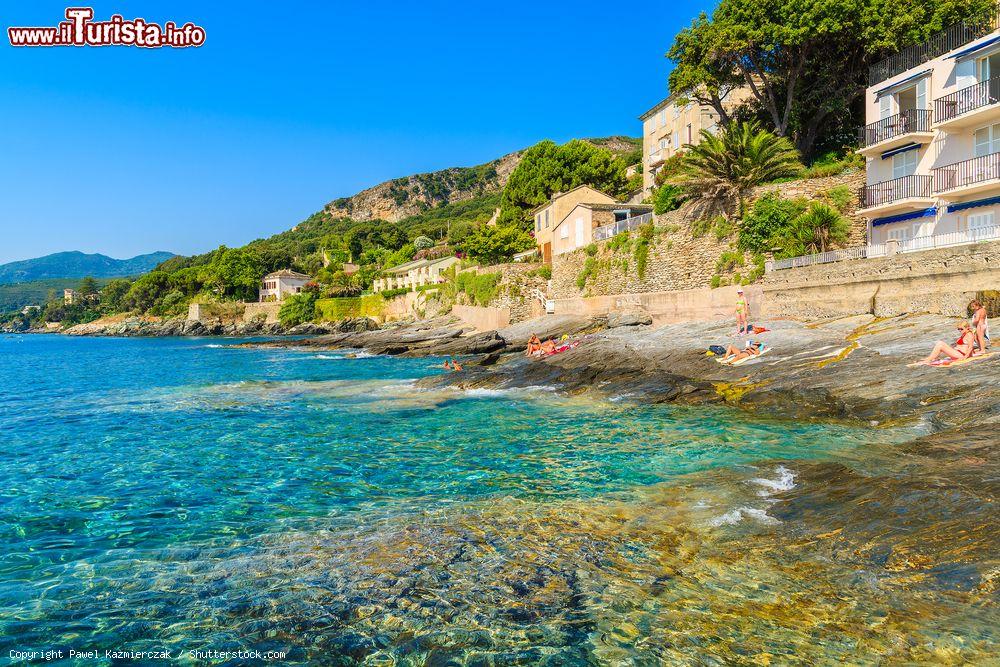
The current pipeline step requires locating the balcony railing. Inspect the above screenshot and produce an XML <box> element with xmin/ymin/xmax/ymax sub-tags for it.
<box><xmin>869</xmin><ymin>6</ymin><xmax>1000</xmax><ymax>86</ymax></box>
<box><xmin>859</xmin><ymin>109</ymin><xmax>932</xmax><ymax>147</ymax></box>
<box><xmin>858</xmin><ymin>175</ymin><xmax>933</xmax><ymax>209</ymax></box>
<box><xmin>594</xmin><ymin>212</ymin><xmax>653</xmax><ymax>242</ymax></box>
<box><xmin>932</xmin><ymin>152</ymin><xmax>1000</xmax><ymax>192</ymax></box>
<box><xmin>766</xmin><ymin>225</ymin><xmax>1000</xmax><ymax>272</ymax></box>
<box><xmin>935</xmin><ymin>75</ymin><xmax>1000</xmax><ymax>123</ymax></box>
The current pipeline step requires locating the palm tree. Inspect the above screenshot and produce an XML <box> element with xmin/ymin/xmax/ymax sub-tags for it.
<box><xmin>794</xmin><ymin>202</ymin><xmax>850</xmax><ymax>254</ymax></box>
<box><xmin>677</xmin><ymin>121</ymin><xmax>802</xmax><ymax>221</ymax></box>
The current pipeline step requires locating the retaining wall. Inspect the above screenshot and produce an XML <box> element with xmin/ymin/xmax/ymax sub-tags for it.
<box><xmin>761</xmin><ymin>240</ymin><xmax>1000</xmax><ymax>319</ymax></box>
<box><xmin>451</xmin><ymin>304</ymin><xmax>512</xmax><ymax>331</ymax></box>
<box><xmin>552</xmin><ymin>284</ymin><xmax>763</xmax><ymax>326</ymax></box>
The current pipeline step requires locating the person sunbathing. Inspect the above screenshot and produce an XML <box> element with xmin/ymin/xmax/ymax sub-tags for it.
<box><xmin>919</xmin><ymin>322</ymin><xmax>976</xmax><ymax>365</ymax></box>
<box><xmin>539</xmin><ymin>339</ymin><xmax>558</xmax><ymax>354</ymax></box>
<box><xmin>722</xmin><ymin>341</ymin><xmax>763</xmax><ymax>364</ymax></box>
<box><xmin>526</xmin><ymin>334</ymin><xmax>542</xmax><ymax>356</ymax></box>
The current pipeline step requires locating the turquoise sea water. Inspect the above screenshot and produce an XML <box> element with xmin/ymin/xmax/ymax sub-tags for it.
<box><xmin>0</xmin><ymin>335</ymin><xmax>947</xmax><ymax>663</ymax></box>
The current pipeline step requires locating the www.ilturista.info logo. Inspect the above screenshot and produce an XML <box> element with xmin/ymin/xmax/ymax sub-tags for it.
<box><xmin>8</xmin><ymin>7</ymin><xmax>205</xmax><ymax>48</ymax></box>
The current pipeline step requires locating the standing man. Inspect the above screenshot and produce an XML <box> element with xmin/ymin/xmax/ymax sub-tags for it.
<box><xmin>735</xmin><ymin>288</ymin><xmax>750</xmax><ymax>336</ymax></box>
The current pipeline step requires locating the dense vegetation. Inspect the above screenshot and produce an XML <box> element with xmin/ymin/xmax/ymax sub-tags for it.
<box><xmin>667</xmin><ymin>0</ymin><xmax>994</xmax><ymax>158</ymax></box>
<box><xmin>0</xmin><ymin>277</ymin><xmax>112</xmax><ymax>312</ymax></box>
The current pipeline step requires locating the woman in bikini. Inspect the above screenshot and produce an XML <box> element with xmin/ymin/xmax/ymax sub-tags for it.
<box><xmin>526</xmin><ymin>334</ymin><xmax>542</xmax><ymax>356</ymax></box>
<box><xmin>920</xmin><ymin>322</ymin><xmax>976</xmax><ymax>365</ymax></box>
<box><xmin>970</xmin><ymin>300</ymin><xmax>990</xmax><ymax>354</ymax></box>
<box><xmin>735</xmin><ymin>288</ymin><xmax>749</xmax><ymax>336</ymax></box>
<box><xmin>722</xmin><ymin>340</ymin><xmax>763</xmax><ymax>364</ymax></box>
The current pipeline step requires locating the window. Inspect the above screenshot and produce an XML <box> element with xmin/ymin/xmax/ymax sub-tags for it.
<box><xmin>886</xmin><ymin>226</ymin><xmax>910</xmax><ymax>242</ymax></box>
<box><xmin>545</xmin><ymin>210</ymin><xmax>550</xmax><ymax>228</ymax></box>
<box><xmin>559</xmin><ymin>224</ymin><xmax>569</xmax><ymax>239</ymax></box>
<box><xmin>659</xmin><ymin>139</ymin><xmax>667</xmax><ymax>152</ymax></box>
<box><xmin>672</xmin><ymin>131</ymin><xmax>679</xmax><ymax>149</ymax></box>
<box><xmin>968</xmin><ymin>211</ymin><xmax>994</xmax><ymax>230</ymax></box>
<box><xmin>535</xmin><ymin>215</ymin><xmax>540</xmax><ymax>232</ymax></box>
<box><xmin>977</xmin><ymin>51</ymin><xmax>1000</xmax><ymax>82</ymax></box>
<box><xmin>879</xmin><ymin>95</ymin><xmax>892</xmax><ymax>120</ymax></box>
<box><xmin>974</xmin><ymin>123</ymin><xmax>1000</xmax><ymax>156</ymax></box>
<box><xmin>892</xmin><ymin>149</ymin><xmax>917</xmax><ymax>179</ymax></box>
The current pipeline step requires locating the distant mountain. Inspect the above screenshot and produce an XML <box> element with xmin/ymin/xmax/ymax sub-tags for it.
<box><xmin>0</xmin><ymin>251</ymin><xmax>176</xmax><ymax>285</ymax></box>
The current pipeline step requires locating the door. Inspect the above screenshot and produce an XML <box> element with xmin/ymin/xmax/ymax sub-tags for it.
<box><xmin>967</xmin><ymin>211</ymin><xmax>995</xmax><ymax>240</ymax></box>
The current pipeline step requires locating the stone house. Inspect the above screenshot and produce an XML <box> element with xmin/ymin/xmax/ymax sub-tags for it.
<box><xmin>551</xmin><ymin>203</ymin><xmax>654</xmax><ymax>256</ymax></box>
<box><xmin>531</xmin><ymin>186</ymin><xmax>617</xmax><ymax>263</ymax></box>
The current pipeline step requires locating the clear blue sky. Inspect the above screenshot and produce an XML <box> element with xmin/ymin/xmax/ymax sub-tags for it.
<box><xmin>0</xmin><ymin>1</ymin><xmax>711</xmax><ymax>264</ymax></box>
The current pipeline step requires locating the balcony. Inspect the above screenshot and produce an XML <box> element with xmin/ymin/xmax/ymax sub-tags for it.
<box><xmin>869</xmin><ymin>7</ymin><xmax>1000</xmax><ymax>86</ymax></box>
<box><xmin>647</xmin><ymin>150</ymin><xmax>667</xmax><ymax>167</ymax></box>
<box><xmin>594</xmin><ymin>212</ymin><xmax>654</xmax><ymax>242</ymax></box>
<box><xmin>857</xmin><ymin>175</ymin><xmax>935</xmax><ymax>216</ymax></box>
<box><xmin>858</xmin><ymin>109</ymin><xmax>934</xmax><ymax>155</ymax></box>
<box><xmin>932</xmin><ymin>152</ymin><xmax>1000</xmax><ymax>197</ymax></box>
<box><xmin>934</xmin><ymin>76</ymin><xmax>1000</xmax><ymax>130</ymax></box>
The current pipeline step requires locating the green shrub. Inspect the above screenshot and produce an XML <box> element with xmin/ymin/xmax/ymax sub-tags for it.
<box><xmin>379</xmin><ymin>287</ymin><xmax>411</xmax><ymax>299</ymax></box>
<box><xmin>314</xmin><ymin>294</ymin><xmax>386</xmax><ymax>321</ymax></box>
<box><xmin>738</xmin><ymin>193</ymin><xmax>808</xmax><ymax>254</ymax></box>
<box><xmin>576</xmin><ymin>257</ymin><xmax>597</xmax><ymax>290</ymax></box>
<box><xmin>710</xmin><ymin>274</ymin><xmax>722</xmax><ymax>288</ymax></box>
<box><xmin>775</xmin><ymin>202</ymin><xmax>851</xmax><ymax>257</ymax></box>
<box><xmin>535</xmin><ymin>265</ymin><xmax>552</xmax><ymax>280</ymax></box>
<box><xmin>822</xmin><ymin>185</ymin><xmax>854</xmax><ymax>213</ymax></box>
<box><xmin>713</xmin><ymin>217</ymin><xmax>734</xmax><ymax>240</ymax></box>
<box><xmin>799</xmin><ymin>151</ymin><xmax>864</xmax><ymax>179</ymax></box>
<box><xmin>584</xmin><ymin>243</ymin><xmax>598</xmax><ymax>257</ymax></box>
<box><xmin>453</xmin><ymin>271</ymin><xmax>502</xmax><ymax>306</ymax></box>
<box><xmin>607</xmin><ymin>232</ymin><xmax>631</xmax><ymax>253</ymax></box>
<box><xmin>691</xmin><ymin>217</ymin><xmax>714</xmax><ymax>237</ymax></box>
<box><xmin>279</xmin><ymin>292</ymin><xmax>318</xmax><ymax>326</ymax></box>
<box><xmin>715</xmin><ymin>251</ymin><xmax>745</xmax><ymax>273</ymax></box>
<box><xmin>653</xmin><ymin>184</ymin><xmax>684</xmax><ymax>215</ymax></box>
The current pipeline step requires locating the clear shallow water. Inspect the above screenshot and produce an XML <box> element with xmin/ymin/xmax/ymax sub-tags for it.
<box><xmin>0</xmin><ymin>334</ymin><xmax>992</xmax><ymax>664</ymax></box>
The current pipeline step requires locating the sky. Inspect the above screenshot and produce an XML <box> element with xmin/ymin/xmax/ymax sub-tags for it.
<box><xmin>0</xmin><ymin>1</ymin><xmax>712</xmax><ymax>265</ymax></box>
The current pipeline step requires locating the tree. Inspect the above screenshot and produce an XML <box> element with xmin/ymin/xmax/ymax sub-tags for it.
<box><xmin>788</xmin><ymin>202</ymin><xmax>850</xmax><ymax>254</ymax></box>
<box><xmin>462</xmin><ymin>224</ymin><xmax>534</xmax><ymax>265</ymax></box>
<box><xmin>413</xmin><ymin>235</ymin><xmax>435</xmax><ymax>250</ymax></box>
<box><xmin>78</xmin><ymin>276</ymin><xmax>99</xmax><ymax>296</ymax></box>
<box><xmin>206</xmin><ymin>247</ymin><xmax>264</xmax><ymax>301</ymax></box>
<box><xmin>100</xmin><ymin>279</ymin><xmax>132</xmax><ymax>312</ymax></box>
<box><xmin>738</xmin><ymin>192</ymin><xmax>808</xmax><ymax>253</ymax></box>
<box><xmin>667</xmin><ymin>0</ymin><xmax>995</xmax><ymax>157</ymax></box>
<box><xmin>652</xmin><ymin>184</ymin><xmax>685</xmax><ymax>215</ymax></box>
<box><xmin>498</xmin><ymin>139</ymin><xmax>629</xmax><ymax>229</ymax></box>
<box><xmin>278</xmin><ymin>292</ymin><xmax>317</xmax><ymax>327</ymax></box>
<box><xmin>677</xmin><ymin>122</ymin><xmax>802</xmax><ymax>220</ymax></box>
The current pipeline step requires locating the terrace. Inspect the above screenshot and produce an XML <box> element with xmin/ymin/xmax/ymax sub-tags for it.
<box><xmin>869</xmin><ymin>7</ymin><xmax>1000</xmax><ymax>86</ymax></box>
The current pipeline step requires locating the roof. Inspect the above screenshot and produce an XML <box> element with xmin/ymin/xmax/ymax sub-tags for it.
<box><xmin>639</xmin><ymin>92</ymin><xmax>683</xmax><ymax>121</ymax></box>
<box><xmin>384</xmin><ymin>255</ymin><xmax>458</xmax><ymax>274</ymax></box>
<box><xmin>529</xmin><ymin>185</ymin><xmax>616</xmax><ymax>214</ymax></box>
<box><xmin>552</xmin><ymin>203</ymin><xmax>655</xmax><ymax>230</ymax></box>
<box><xmin>264</xmin><ymin>269</ymin><xmax>312</xmax><ymax>280</ymax></box>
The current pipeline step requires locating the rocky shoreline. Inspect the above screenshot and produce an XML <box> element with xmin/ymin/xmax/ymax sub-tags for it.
<box><xmin>244</xmin><ymin>312</ymin><xmax>999</xmax><ymax>433</ymax></box>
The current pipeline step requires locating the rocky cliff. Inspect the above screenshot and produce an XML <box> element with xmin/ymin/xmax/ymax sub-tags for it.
<box><xmin>324</xmin><ymin>136</ymin><xmax>639</xmax><ymax>222</ymax></box>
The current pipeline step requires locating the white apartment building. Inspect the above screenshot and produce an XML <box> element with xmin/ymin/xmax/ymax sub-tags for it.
<box><xmin>372</xmin><ymin>255</ymin><xmax>460</xmax><ymax>293</ymax></box>
<box><xmin>858</xmin><ymin>11</ymin><xmax>1000</xmax><ymax>251</ymax></box>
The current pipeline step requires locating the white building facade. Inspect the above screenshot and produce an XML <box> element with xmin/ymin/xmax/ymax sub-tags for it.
<box><xmin>859</xmin><ymin>12</ymin><xmax>1000</xmax><ymax>251</ymax></box>
<box><xmin>372</xmin><ymin>256</ymin><xmax>460</xmax><ymax>293</ymax></box>
<box><xmin>259</xmin><ymin>270</ymin><xmax>312</xmax><ymax>302</ymax></box>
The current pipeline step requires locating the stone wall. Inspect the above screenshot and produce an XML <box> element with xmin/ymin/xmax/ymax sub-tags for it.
<box><xmin>462</xmin><ymin>262</ymin><xmax>546</xmax><ymax>324</ymax></box>
<box><xmin>752</xmin><ymin>171</ymin><xmax>867</xmax><ymax>246</ymax></box>
<box><xmin>552</xmin><ymin>284</ymin><xmax>763</xmax><ymax>326</ymax></box>
<box><xmin>761</xmin><ymin>240</ymin><xmax>1000</xmax><ymax>319</ymax></box>
<box><xmin>452</xmin><ymin>304</ymin><xmax>511</xmax><ymax>331</ymax></box>
<box><xmin>242</xmin><ymin>302</ymin><xmax>281</xmax><ymax>324</ymax></box>
<box><xmin>550</xmin><ymin>171</ymin><xmax>868</xmax><ymax>302</ymax></box>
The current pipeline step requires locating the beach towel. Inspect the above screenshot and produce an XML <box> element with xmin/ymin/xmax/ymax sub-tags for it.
<box><xmin>729</xmin><ymin>345</ymin><xmax>771</xmax><ymax>366</ymax></box>
<box><xmin>926</xmin><ymin>351</ymin><xmax>996</xmax><ymax>368</ymax></box>
<box><xmin>541</xmin><ymin>340</ymin><xmax>581</xmax><ymax>357</ymax></box>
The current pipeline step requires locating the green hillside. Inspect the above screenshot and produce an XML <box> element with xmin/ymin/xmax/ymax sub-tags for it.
<box><xmin>0</xmin><ymin>277</ymin><xmax>112</xmax><ymax>312</ymax></box>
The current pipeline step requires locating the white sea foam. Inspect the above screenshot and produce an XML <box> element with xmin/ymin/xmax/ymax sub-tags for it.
<box><xmin>708</xmin><ymin>506</ymin><xmax>780</xmax><ymax>527</ymax></box>
<box><xmin>310</xmin><ymin>354</ymin><xmax>345</xmax><ymax>360</ymax></box>
<box><xmin>204</xmin><ymin>344</ymin><xmax>225</xmax><ymax>348</ymax></box>
<box><xmin>750</xmin><ymin>465</ymin><xmax>796</xmax><ymax>496</ymax></box>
